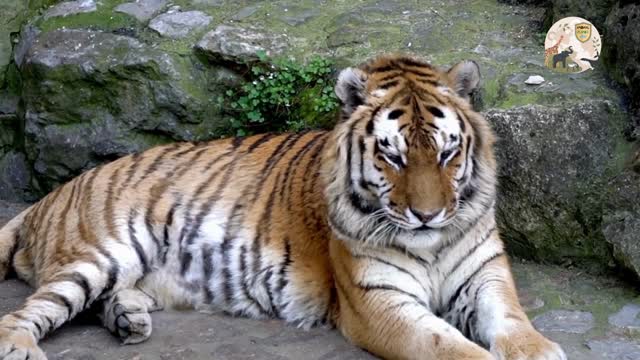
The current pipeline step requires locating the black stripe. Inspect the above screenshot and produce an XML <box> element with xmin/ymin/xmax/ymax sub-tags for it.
<box><xmin>247</xmin><ymin>171</ymin><xmax>282</xmax><ymax>309</ymax></box>
<box><xmin>161</xmin><ymin>201</ymin><xmax>178</xmax><ymax>264</ymax></box>
<box><xmin>358</xmin><ymin>136</ymin><xmax>368</xmax><ymax>191</ymax></box>
<box><xmin>43</xmin><ymin>315</ymin><xmax>54</xmax><ymax>332</ymax></box>
<box><xmin>202</xmin><ymin>244</ymin><xmax>215</xmax><ymax>303</ymax></box>
<box><xmin>32</xmin><ymin>320</ymin><xmax>43</xmax><ymax>338</ymax></box>
<box><xmin>397</xmin><ymin>57</ymin><xmax>432</xmax><ymax>69</ymax></box>
<box><xmin>263</xmin><ymin>267</ymin><xmax>278</xmax><ymax>317</ymax></box>
<box><xmin>456</xmin><ymin>110</ymin><xmax>467</xmax><ymax>133</ymax></box>
<box><xmin>379</xmin><ymin>80</ymin><xmax>399</xmax><ymax>89</ymax></box>
<box><xmin>221</xmin><ymin>228</ymin><xmax>234</xmax><ymax>304</ymax></box>
<box><xmin>366</xmin><ymin>107</ymin><xmax>382</xmax><ymax>135</ymax></box>
<box><xmin>57</xmin><ymin>272</ymin><xmax>92</xmax><ymax>310</ymax></box>
<box><xmin>353</xmin><ymin>254</ymin><xmax>428</xmax><ymax>294</ymax></box>
<box><xmin>348</xmin><ymin>191</ymin><xmax>377</xmax><ymax>214</ymax></box>
<box><xmin>104</xmin><ymin>165</ymin><xmax>123</xmax><ymax>239</ymax></box>
<box><xmin>249</xmin><ymin>132</ymin><xmax>307</xmax><ymax>204</ymax></box>
<box><xmin>182</xmin><ymin>155</ymin><xmax>237</xmax><ymax>249</ymax></box>
<box><xmin>247</xmin><ymin>133</ymin><xmax>278</xmax><ymax>153</ymax></box>
<box><xmin>279</xmin><ymin>132</ymin><xmax>327</xmax><ymax>204</ymax></box>
<box><xmin>180</xmin><ymin>252</ymin><xmax>192</xmax><ymax>277</ymax></box>
<box><xmin>387</xmin><ymin>243</ymin><xmax>431</xmax><ymax>267</ymax></box>
<box><xmin>378</xmin><ymin>71</ymin><xmax>403</xmax><ymax>82</ymax></box>
<box><xmin>442</xmin><ymin>226</ymin><xmax>496</xmax><ymax>281</ymax></box>
<box><xmin>35</xmin><ymin>292</ymin><xmax>74</xmax><ymax>318</ymax></box>
<box><xmin>128</xmin><ymin>209</ymin><xmax>150</xmax><ymax>274</ymax></box>
<box><xmin>414</xmin><ymin>76</ymin><xmax>439</xmax><ymax>87</ymax></box>
<box><xmin>133</xmin><ymin>143</ymin><xmax>182</xmax><ymax>188</ymax></box>
<box><xmin>121</xmin><ymin>152</ymin><xmax>145</xmax><ymax>188</ymax></box>
<box><xmin>98</xmin><ymin>248</ymin><xmax>119</xmax><ymax>296</ymax></box>
<box><xmin>276</xmin><ymin>237</ymin><xmax>292</xmax><ymax>296</ymax></box>
<box><xmin>238</xmin><ymin>245</ymin><xmax>269</xmax><ymax>314</ymax></box>
<box><xmin>369</xmin><ymin>64</ymin><xmax>396</xmax><ymax>73</ymax></box>
<box><xmin>176</xmin><ymin>148</ymin><xmax>236</xmax><ymax>260</ymax></box>
<box><xmin>446</xmin><ymin>252</ymin><xmax>504</xmax><ymax>311</ymax></box>
<box><xmin>358</xmin><ymin>283</ymin><xmax>428</xmax><ymax>309</ymax></box>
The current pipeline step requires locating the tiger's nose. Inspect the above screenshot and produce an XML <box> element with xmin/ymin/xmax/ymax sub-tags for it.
<box><xmin>410</xmin><ymin>208</ymin><xmax>444</xmax><ymax>224</ymax></box>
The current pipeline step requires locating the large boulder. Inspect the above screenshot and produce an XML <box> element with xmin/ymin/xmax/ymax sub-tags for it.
<box><xmin>485</xmin><ymin>101</ymin><xmax>633</xmax><ymax>271</ymax></box>
<box><xmin>19</xmin><ymin>29</ymin><xmax>227</xmax><ymax>190</ymax></box>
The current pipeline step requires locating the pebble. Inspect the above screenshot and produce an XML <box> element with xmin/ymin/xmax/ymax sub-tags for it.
<box><xmin>608</xmin><ymin>303</ymin><xmax>640</xmax><ymax>331</ymax></box>
<box><xmin>586</xmin><ymin>339</ymin><xmax>640</xmax><ymax>360</ymax></box>
<box><xmin>44</xmin><ymin>0</ymin><xmax>96</xmax><ymax>19</ymax></box>
<box><xmin>149</xmin><ymin>11</ymin><xmax>212</xmax><ymax>38</ymax></box>
<box><xmin>114</xmin><ymin>0</ymin><xmax>168</xmax><ymax>22</ymax></box>
<box><xmin>524</xmin><ymin>75</ymin><xmax>545</xmax><ymax>85</ymax></box>
<box><xmin>532</xmin><ymin>310</ymin><xmax>594</xmax><ymax>334</ymax></box>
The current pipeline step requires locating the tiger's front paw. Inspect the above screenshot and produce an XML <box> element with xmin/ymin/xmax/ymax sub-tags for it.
<box><xmin>490</xmin><ymin>327</ymin><xmax>566</xmax><ymax>360</ymax></box>
<box><xmin>0</xmin><ymin>328</ymin><xmax>46</xmax><ymax>360</ymax></box>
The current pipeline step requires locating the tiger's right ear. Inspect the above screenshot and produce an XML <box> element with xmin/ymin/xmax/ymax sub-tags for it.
<box><xmin>335</xmin><ymin>67</ymin><xmax>367</xmax><ymax>117</ymax></box>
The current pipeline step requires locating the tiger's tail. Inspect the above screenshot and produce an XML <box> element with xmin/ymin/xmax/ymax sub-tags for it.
<box><xmin>0</xmin><ymin>206</ymin><xmax>31</xmax><ymax>280</ymax></box>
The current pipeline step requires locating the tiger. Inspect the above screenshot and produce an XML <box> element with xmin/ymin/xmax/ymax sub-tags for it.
<box><xmin>0</xmin><ymin>54</ymin><xmax>566</xmax><ymax>360</ymax></box>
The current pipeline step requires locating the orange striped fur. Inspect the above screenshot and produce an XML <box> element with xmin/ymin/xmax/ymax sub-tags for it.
<box><xmin>0</xmin><ymin>55</ymin><xmax>565</xmax><ymax>360</ymax></box>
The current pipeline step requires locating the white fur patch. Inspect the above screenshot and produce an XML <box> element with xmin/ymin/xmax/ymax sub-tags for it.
<box><xmin>373</xmin><ymin>109</ymin><xmax>408</xmax><ymax>168</ymax></box>
<box><xmin>433</xmin><ymin>107</ymin><xmax>461</xmax><ymax>150</ymax></box>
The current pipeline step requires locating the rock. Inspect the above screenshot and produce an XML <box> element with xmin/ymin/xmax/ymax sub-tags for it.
<box><xmin>149</xmin><ymin>10</ymin><xmax>212</xmax><ymax>38</ymax></box>
<box><xmin>0</xmin><ymin>0</ymin><xmax>28</xmax><ymax>87</ymax></box>
<box><xmin>0</xmin><ymin>92</ymin><xmax>18</xmax><ymax>115</ymax></box>
<box><xmin>485</xmin><ymin>101</ymin><xmax>631</xmax><ymax>269</ymax></box>
<box><xmin>114</xmin><ymin>0</ymin><xmax>168</xmax><ymax>22</ymax></box>
<box><xmin>602</xmin><ymin>171</ymin><xmax>640</xmax><ymax>278</ymax></box>
<box><xmin>231</xmin><ymin>5</ymin><xmax>259</xmax><ymax>21</ymax></box>
<box><xmin>43</xmin><ymin>0</ymin><xmax>97</xmax><ymax>20</ymax></box>
<box><xmin>608</xmin><ymin>304</ymin><xmax>640</xmax><ymax>331</ymax></box>
<box><xmin>20</xmin><ymin>29</ymin><xmax>226</xmax><ymax>190</ymax></box>
<box><xmin>195</xmin><ymin>25</ymin><xmax>288</xmax><ymax>63</ymax></box>
<box><xmin>543</xmin><ymin>0</ymin><xmax>615</xmax><ymax>30</ymax></box>
<box><xmin>0</xmin><ymin>152</ymin><xmax>32</xmax><ymax>202</ymax></box>
<box><xmin>604</xmin><ymin>3</ymin><xmax>640</xmax><ymax>139</ymax></box>
<box><xmin>532</xmin><ymin>310</ymin><xmax>594</xmax><ymax>334</ymax></box>
<box><xmin>586</xmin><ymin>339</ymin><xmax>640</xmax><ymax>360</ymax></box>
<box><xmin>524</xmin><ymin>75</ymin><xmax>544</xmax><ymax>85</ymax></box>
<box><xmin>277</xmin><ymin>6</ymin><xmax>319</xmax><ymax>26</ymax></box>
<box><xmin>0</xmin><ymin>200</ymin><xmax>29</xmax><ymax>226</ymax></box>
<box><xmin>13</xmin><ymin>25</ymin><xmax>39</xmax><ymax>67</ymax></box>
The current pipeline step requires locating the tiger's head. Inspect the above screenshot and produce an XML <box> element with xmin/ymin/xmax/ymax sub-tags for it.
<box><xmin>324</xmin><ymin>55</ymin><xmax>497</xmax><ymax>248</ymax></box>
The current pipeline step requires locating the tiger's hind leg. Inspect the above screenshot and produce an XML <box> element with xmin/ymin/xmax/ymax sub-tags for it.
<box><xmin>99</xmin><ymin>288</ymin><xmax>162</xmax><ymax>345</ymax></box>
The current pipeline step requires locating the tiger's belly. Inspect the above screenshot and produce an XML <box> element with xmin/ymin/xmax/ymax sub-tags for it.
<box><xmin>136</xmin><ymin>217</ymin><xmax>332</xmax><ymax>328</ymax></box>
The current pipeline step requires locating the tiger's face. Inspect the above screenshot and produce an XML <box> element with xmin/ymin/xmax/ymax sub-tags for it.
<box><xmin>329</xmin><ymin>56</ymin><xmax>493</xmax><ymax>240</ymax></box>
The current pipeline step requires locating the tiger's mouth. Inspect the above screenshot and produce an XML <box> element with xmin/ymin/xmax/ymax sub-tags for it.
<box><xmin>382</xmin><ymin>206</ymin><xmax>456</xmax><ymax>231</ymax></box>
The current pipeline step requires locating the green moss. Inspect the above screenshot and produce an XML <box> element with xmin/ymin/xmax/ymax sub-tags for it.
<box><xmin>36</xmin><ymin>0</ymin><xmax>138</xmax><ymax>32</ymax></box>
<box><xmin>513</xmin><ymin>260</ymin><xmax>640</xmax><ymax>340</ymax></box>
<box><xmin>37</xmin><ymin>11</ymin><xmax>137</xmax><ymax>32</ymax></box>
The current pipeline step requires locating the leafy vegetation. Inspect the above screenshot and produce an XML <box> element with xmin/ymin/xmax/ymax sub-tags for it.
<box><xmin>223</xmin><ymin>52</ymin><xmax>339</xmax><ymax>136</ymax></box>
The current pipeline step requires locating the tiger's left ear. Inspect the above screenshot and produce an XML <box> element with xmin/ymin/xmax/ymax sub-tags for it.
<box><xmin>335</xmin><ymin>67</ymin><xmax>368</xmax><ymax>117</ymax></box>
<box><xmin>447</xmin><ymin>60</ymin><xmax>481</xmax><ymax>100</ymax></box>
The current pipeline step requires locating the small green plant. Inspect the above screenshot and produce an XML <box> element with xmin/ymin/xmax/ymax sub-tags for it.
<box><xmin>225</xmin><ymin>52</ymin><xmax>340</xmax><ymax>136</ymax></box>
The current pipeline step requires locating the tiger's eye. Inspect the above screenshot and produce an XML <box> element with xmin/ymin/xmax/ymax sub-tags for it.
<box><xmin>388</xmin><ymin>109</ymin><xmax>404</xmax><ymax>120</ymax></box>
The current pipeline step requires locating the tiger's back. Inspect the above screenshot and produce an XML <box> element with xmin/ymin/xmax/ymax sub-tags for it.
<box><xmin>10</xmin><ymin>131</ymin><xmax>335</xmax><ymax>326</ymax></box>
